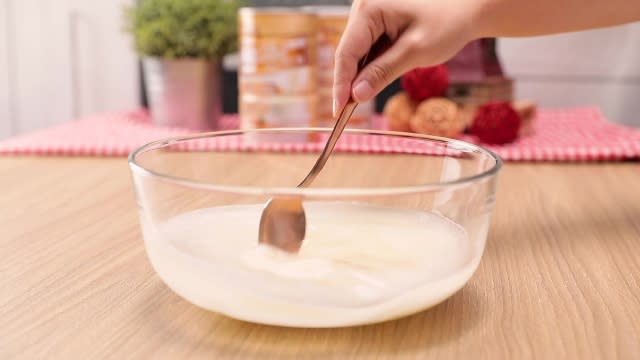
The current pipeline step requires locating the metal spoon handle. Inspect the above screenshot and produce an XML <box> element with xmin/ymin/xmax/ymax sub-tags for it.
<box><xmin>297</xmin><ymin>100</ymin><xmax>358</xmax><ymax>188</ymax></box>
<box><xmin>296</xmin><ymin>34</ymin><xmax>391</xmax><ymax>188</ymax></box>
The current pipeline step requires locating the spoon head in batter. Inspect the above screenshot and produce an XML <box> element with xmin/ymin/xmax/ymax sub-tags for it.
<box><xmin>258</xmin><ymin>197</ymin><xmax>306</xmax><ymax>253</ymax></box>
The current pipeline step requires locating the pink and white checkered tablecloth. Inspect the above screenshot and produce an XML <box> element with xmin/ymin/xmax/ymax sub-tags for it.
<box><xmin>0</xmin><ymin>107</ymin><xmax>638</xmax><ymax>161</ymax></box>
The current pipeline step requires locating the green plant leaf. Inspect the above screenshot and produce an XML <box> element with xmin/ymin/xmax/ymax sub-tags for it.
<box><xmin>123</xmin><ymin>0</ymin><xmax>244</xmax><ymax>59</ymax></box>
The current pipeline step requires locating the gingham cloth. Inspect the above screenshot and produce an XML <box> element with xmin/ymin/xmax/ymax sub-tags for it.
<box><xmin>0</xmin><ymin>107</ymin><xmax>638</xmax><ymax>161</ymax></box>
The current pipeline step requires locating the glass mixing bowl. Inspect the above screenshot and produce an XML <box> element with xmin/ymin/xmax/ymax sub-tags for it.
<box><xmin>129</xmin><ymin>128</ymin><xmax>502</xmax><ymax>327</ymax></box>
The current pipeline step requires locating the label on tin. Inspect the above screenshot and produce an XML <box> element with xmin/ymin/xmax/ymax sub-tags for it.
<box><xmin>239</xmin><ymin>67</ymin><xmax>316</xmax><ymax>96</ymax></box>
<box><xmin>316</xmin><ymin>33</ymin><xmax>342</xmax><ymax>68</ymax></box>
<box><xmin>317</xmin><ymin>42</ymin><xmax>335</xmax><ymax>68</ymax></box>
<box><xmin>240</xmin><ymin>95</ymin><xmax>317</xmax><ymax>129</ymax></box>
<box><xmin>239</xmin><ymin>8</ymin><xmax>316</xmax><ymax>37</ymax></box>
<box><xmin>240</xmin><ymin>95</ymin><xmax>318</xmax><ymax>143</ymax></box>
<box><xmin>317</xmin><ymin>67</ymin><xmax>334</xmax><ymax>88</ymax></box>
<box><xmin>240</xmin><ymin>36</ymin><xmax>314</xmax><ymax>72</ymax></box>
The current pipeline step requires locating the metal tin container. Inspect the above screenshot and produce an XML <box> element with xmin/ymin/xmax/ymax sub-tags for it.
<box><xmin>238</xmin><ymin>7</ymin><xmax>319</xmax><ymax>133</ymax></box>
<box><xmin>239</xmin><ymin>94</ymin><xmax>318</xmax><ymax>143</ymax></box>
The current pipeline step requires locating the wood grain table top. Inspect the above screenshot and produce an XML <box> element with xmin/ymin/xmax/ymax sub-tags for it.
<box><xmin>1</xmin><ymin>156</ymin><xmax>639</xmax><ymax>359</ymax></box>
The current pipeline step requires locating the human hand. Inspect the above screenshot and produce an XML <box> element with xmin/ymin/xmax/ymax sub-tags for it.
<box><xmin>332</xmin><ymin>0</ymin><xmax>478</xmax><ymax>115</ymax></box>
<box><xmin>333</xmin><ymin>0</ymin><xmax>640</xmax><ymax>116</ymax></box>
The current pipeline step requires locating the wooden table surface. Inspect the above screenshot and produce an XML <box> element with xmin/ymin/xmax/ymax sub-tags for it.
<box><xmin>1</xmin><ymin>156</ymin><xmax>639</xmax><ymax>359</ymax></box>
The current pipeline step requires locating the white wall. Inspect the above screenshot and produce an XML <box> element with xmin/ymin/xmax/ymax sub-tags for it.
<box><xmin>499</xmin><ymin>23</ymin><xmax>640</xmax><ymax>126</ymax></box>
<box><xmin>0</xmin><ymin>0</ymin><xmax>139</xmax><ymax>139</ymax></box>
<box><xmin>66</xmin><ymin>0</ymin><xmax>140</xmax><ymax>119</ymax></box>
<box><xmin>1</xmin><ymin>0</ymin><xmax>14</xmax><ymax>138</ymax></box>
<box><xmin>10</xmin><ymin>0</ymin><xmax>74</xmax><ymax>134</ymax></box>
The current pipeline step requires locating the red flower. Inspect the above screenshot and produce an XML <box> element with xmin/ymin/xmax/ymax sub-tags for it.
<box><xmin>470</xmin><ymin>102</ymin><xmax>521</xmax><ymax>144</ymax></box>
<box><xmin>400</xmin><ymin>65</ymin><xmax>449</xmax><ymax>102</ymax></box>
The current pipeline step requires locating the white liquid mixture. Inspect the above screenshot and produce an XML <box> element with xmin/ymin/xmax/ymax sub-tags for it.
<box><xmin>143</xmin><ymin>202</ymin><xmax>486</xmax><ymax>327</ymax></box>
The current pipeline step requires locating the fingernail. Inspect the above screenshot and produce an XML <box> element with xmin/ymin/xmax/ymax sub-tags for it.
<box><xmin>332</xmin><ymin>92</ymin><xmax>344</xmax><ymax>117</ymax></box>
<box><xmin>332</xmin><ymin>97</ymin><xmax>337</xmax><ymax>117</ymax></box>
<box><xmin>352</xmin><ymin>80</ymin><xmax>374</xmax><ymax>102</ymax></box>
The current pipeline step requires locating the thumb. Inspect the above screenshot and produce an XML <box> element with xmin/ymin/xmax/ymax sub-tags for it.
<box><xmin>351</xmin><ymin>34</ymin><xmax>418</xmax><ymax>103</ymax></box>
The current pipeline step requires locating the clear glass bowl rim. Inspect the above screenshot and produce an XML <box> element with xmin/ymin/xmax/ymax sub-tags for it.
<box><xmin>128</xmin><ymin>127</ymin><xmax>503</xmax><ymax>198</ymax></box>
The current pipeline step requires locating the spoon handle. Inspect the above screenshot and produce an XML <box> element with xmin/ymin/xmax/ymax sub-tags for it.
<box><xmin>297</xmin><ymin>100</ymin><xmax>358</xmax><ymax>188</ymax></box>
<box><xmin>297</xmin><ymin>35</ymin><xmax>391</xmax><ymax>188</ymax></box>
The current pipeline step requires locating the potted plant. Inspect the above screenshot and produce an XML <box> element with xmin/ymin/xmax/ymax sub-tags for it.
<box><xmin>124</xmin><ymin>0</ymin><xmax>242</xmax><ymax>130</ymax></box>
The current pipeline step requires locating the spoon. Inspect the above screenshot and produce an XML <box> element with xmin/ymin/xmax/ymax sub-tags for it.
<box><xmin>258</xmin><ymin>35</ymin><xmax>390</xmax><ymax>253</ymax></box>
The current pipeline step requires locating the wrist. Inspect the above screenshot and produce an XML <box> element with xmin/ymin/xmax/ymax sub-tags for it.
<box><xmin>467</xmin><ymin>0</ymin><xmax>499</xmax><ymax>39</ymax></box>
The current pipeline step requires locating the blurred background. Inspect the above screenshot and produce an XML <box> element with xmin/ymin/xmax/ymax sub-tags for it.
<box><xmin>1</xmin><ymin>0</ymin><xmax>639</xmax><ymax>140</ymax></box>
